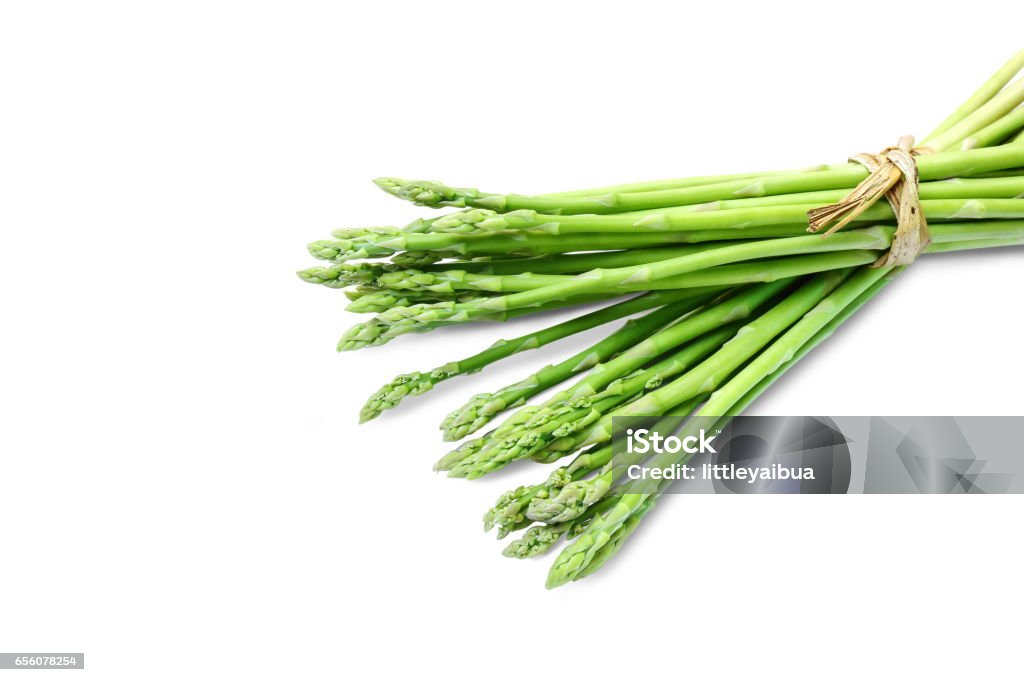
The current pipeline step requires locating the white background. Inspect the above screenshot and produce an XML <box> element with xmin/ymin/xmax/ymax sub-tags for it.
<box><xmin>2</xmin><ymin>1</ymin><xmax>1022</xmax><ymax>680</ymax></box>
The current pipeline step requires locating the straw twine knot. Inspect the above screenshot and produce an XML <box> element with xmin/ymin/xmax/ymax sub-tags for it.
<box><xmin>807</xmin><ymin>135</ymin><xmax>932</xmax><ymax>267</ymax></box>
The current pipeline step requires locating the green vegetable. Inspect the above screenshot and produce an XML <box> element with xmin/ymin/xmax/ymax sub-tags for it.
<box><xmin>297</xmin><ymin>50</ymin><xmax>1024</xmax><ymax>588</ymax></box>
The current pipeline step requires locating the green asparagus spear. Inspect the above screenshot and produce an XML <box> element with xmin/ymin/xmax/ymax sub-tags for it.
<box><xmin>358</xmin><ymin>289</ymin><xmax>714</xmax><ymax>422</ymax></box>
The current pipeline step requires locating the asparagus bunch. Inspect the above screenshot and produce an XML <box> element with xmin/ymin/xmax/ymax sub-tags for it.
<box><xmin>298</xmin><ymin>49</ymin><xmax>1024</xmax><ymax>587</ymax></box>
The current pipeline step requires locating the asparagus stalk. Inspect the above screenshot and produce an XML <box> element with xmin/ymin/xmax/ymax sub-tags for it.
<box><xmin>418</xmin><ymin>244</ymin><xmax>724</xmax><ymax>275</ymax></box>
<box><xmin>962</xmin><ymin>107</ymin><xmax>1024</xmax><ymax>150</ymax></box>
<box><xmin>306</xmin><ymin>225</ymin><xmax>800</xmax><ymax>263</ymax></box>
<box><xmin>358</xmin><ymin>289</ymin><xmax>714</xmax><ymax>422</ymax></box>
<box><xmin>344</xmin><ymin>289</ymin><xmax>487</xmax><ymax>314</ymax></box>
<box><xmin>336</xmin><ymin>291</ymin><xmax>624</xmax><ymax>351</ymax></box>
<box><xmin>425</xmin><ymin>198</ymin><xmax>1024</xmax><ymax>237</ymax></box>
<box><xmin>927</xmin><ymin>235</ymin><xmax>1024</xmax><ymax>252</ymax></box>
<box><xmin>374</xmin><ymin>145</ymin><xmax>1024</xmax><ymax>215</ymax></box>
<box><xmin>371</xmin><ymin>251</ymin><xmax>830</xmax><ymax>295</ymax></box>
<box><xmin>539</xmin><ymin>166</ymin><xmax>831</xmax><ymax>199</ymax></box>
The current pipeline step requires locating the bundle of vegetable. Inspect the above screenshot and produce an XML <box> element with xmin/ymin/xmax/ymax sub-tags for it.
<box><xmin>299</xmin><ymin>50</ymin><xmax>1024</xmax><ymax>587</ymax></box>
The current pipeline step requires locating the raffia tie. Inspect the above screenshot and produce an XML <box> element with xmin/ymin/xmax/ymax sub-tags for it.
<box><xmin>806</xmin><ymin>135</ymin><xmax>932</xmax><ymax>267</ymax></box>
